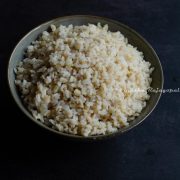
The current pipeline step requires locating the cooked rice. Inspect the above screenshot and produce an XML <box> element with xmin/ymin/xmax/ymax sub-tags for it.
<box><xmin>15</xmin><ymin>23</ymin><xmax>153</xmax><ymax>136</ymax></box>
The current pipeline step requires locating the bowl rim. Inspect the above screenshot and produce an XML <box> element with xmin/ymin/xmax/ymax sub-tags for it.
<box><xmin>7</xmin><ymin>15</ymin><xmax>164</xmax><ymax>140</ymax></box>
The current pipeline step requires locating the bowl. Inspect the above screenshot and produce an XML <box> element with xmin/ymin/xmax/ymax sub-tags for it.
<box><xmin>8</xmin><ymin>15</ymin><xmax>164</xmax><ymax>140</ymax></box>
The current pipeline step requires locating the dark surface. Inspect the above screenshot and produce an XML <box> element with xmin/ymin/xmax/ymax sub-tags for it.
<box><xmin>0</xmin><ymin>0</ymin><xmax>180</xmax><ymax>179</ymax></box>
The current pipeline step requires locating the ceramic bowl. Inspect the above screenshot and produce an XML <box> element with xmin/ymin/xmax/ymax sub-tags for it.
<box><xmin>8</xmin><ymin>15</ymin><xmax>164</xmax><ymax>140</ymax></box>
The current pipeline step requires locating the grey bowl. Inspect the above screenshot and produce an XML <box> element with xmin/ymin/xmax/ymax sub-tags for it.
<box><xmin>8</xmin><ymin>15</ymin><xmax>164</xmax><ymax>140</ymax></box>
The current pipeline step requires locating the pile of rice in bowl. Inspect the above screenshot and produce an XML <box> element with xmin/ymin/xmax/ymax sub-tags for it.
<box><xmin>15</xmin><ymin>23</ymin><xmax>153</xmax><ymax>136</ymax></box>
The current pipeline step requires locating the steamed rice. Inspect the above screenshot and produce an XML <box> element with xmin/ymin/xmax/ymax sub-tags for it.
<box><xmin>15</xmin><ymin>23</ymin><xmax>153</xmax><ymax>136</ymax></box>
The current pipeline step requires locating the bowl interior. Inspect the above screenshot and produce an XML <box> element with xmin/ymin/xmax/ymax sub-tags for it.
<box><xmin>8</xmin><ymin>15</ymin><xmax>163</xmax><ymax>139</ymax></box>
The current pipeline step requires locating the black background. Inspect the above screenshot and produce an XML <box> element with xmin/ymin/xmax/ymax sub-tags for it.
<box><xmin>0</xmin><ymin>0</ymin><xmax>180</xmax><ymax>179</ymax></box>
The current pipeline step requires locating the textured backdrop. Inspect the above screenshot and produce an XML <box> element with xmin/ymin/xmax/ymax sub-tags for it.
<box><xmin>0</xmin><ymin>0</ymin><xmax>180</xmax><ymax>179</ymax></box>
